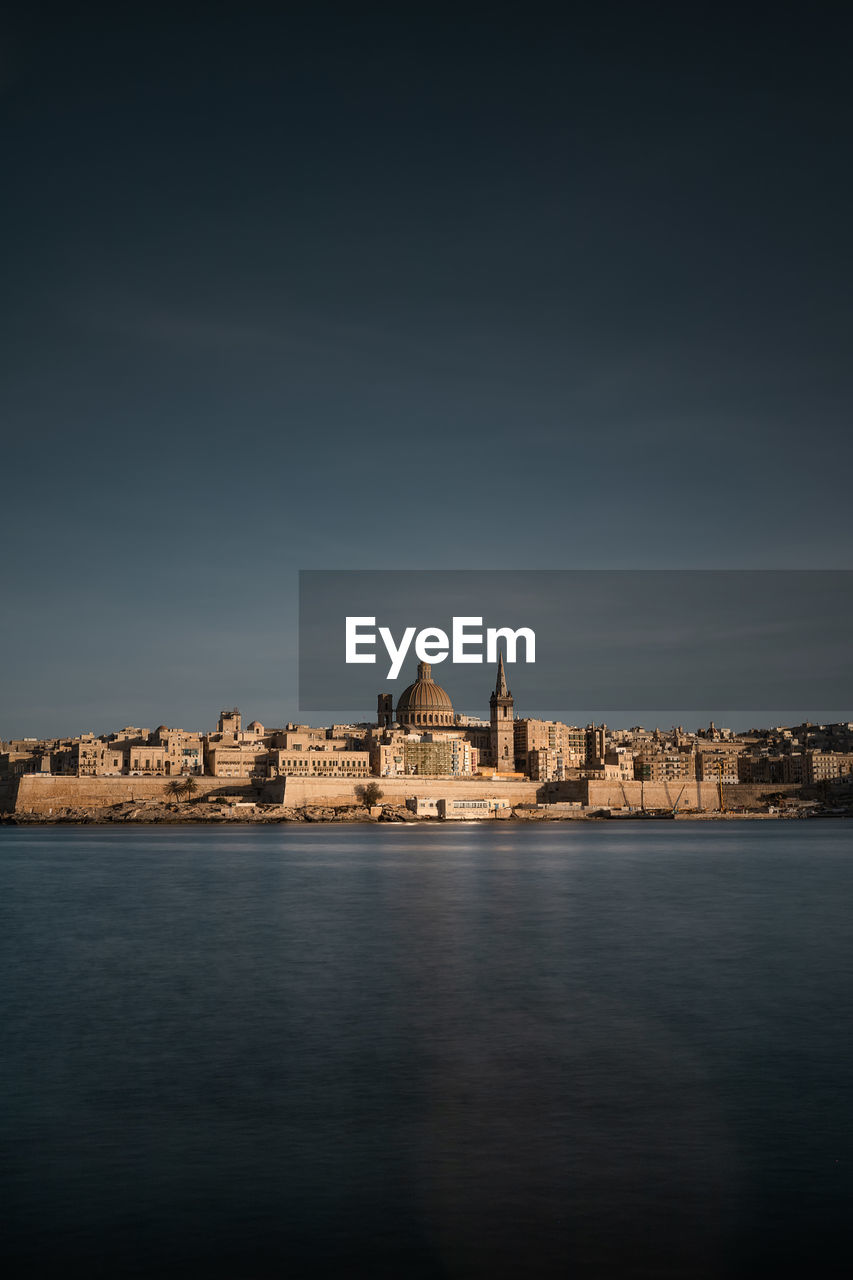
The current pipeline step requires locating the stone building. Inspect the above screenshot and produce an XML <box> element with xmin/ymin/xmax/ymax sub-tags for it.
<box><xmin>151</xmin><ymin>727</ymin><xmax>203</xmax><ymax>775</ymax></box>
<box><xmin>803</xmin><ymin>751</ymin><xmax>853</xmax><ymax>784</ymax></box>
<box><xmin>217</xmin><ymin>708</ymin><xmax>242</xmax><ymax>736</ymax></box>
<box><xmin>378</xmin><ymin>662</ymin><xmax>456</xmax><ymax>730</ymax></box>
<box><xmin>128</xmin><ymin>744</ymin><xmax>168</xmax><ymax>775</ymax></box>
<box><xmin>376</xmin><ymin>657</ymin><xmax>514</xmax><ymax>772</ymax></box>
<box><xmin>696</xmin><ymin>747</ymin><xmax>741</xmax><ymax>785</ymax></box>
<box><xmin>205</xmin><ymin>742</ymin><xmax>270</xmax><ymax>778</ymax></box>
<box><xmin>489</xmin><ymin>654</ymin><xmax>515</xmax><ymax>773</ymax></box>
<box><xmin>738</xmin><ymin>753</ymin><xmax>803</xmax><ymax>784</ymax></box>
<box><xmin>268</xmin><ymin>749</ymin><xmax>370</xmax><ymax>780</ymax></box>
<box><xmin>585</xmin><ymin>724</ymin><xmax>607</xmax><ymax>764</ymax></box>
<box><xmin>72</xmin><ymin>734</ymin><xmax>126</xmax><ymax>776</ymax></box>
<box><xmin>634</xmin><ymin>750</ymin><xmax>696</xmax><ymax>782</ymax></box>
<box><xmin>374</xmin><ymin>657</ymin><xmax>609</xmax><ymax>779</ymax></box>
<box><xmin>602</xmin><ymin>748</ymin><xmax>634</xmax><ymax>781</ymax></box>
<box><xmin>514</xmin><ymin>719</ymin><xmax>588</xmax><ymax>777</ymax></box>
<box><xmin>371</xmin><ymin>733</ymin><xmax>478</xmax><ymax>778</ymax></box>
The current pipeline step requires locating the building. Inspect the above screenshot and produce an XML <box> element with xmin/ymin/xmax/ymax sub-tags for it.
<box><xmin>379</xmin><ymin>663</ymin><xmax>456</xmax><ymax>730</ymax></box>
<box><xmin>268</xmin><ymin>749</ymin><xmax>370</xmax><ymax>780</ymax></box>
<box><xmin>738</xmin><ymin>752</ymin><xmax>806</xmax><ymax>785</ymax></box>
<box><xmin>152</xmin><ymin>727</ymin><xmax>203</xmax><ymax>775</ymax></box>
<box><xmin>373</xmin><ymin>659</ymin><xmax>614</xmax><ymax>779</ymax></box>
<box><xmin>438</xmin><ymin>797</ymin><xmax>512</xmax><ymax>820</ymax></box>
<box><xmin>634</xmin><ymin>750</ymin><xmax>695</xmax><ymax>782</ymax></box>
<box><xmin>585</xmin><ymin>724</ymin><xmax>607</xmax><ymax>764</ymax></box>
<box><xmin>489</xmin><ymin>654</ymin><xmax>515</xmax><ymax>772</ymax></box>
<box><xmin>514</xmin><ymin>719</ymin><xmax>587</xmax><ymax>778</ymax></box>
<box><xmin>218</xmin><ymin>708</ymin><xmax>242</xmax><ymax>736</ymax></box>
<box><xmin>602</xmin><ymin>748</ymin><xmax>634</xmax><ymax>781</ymax></box>
<box><xmin>370</xmin><ymin>731</ymin><xmax>478</xmax><ymax>778</ymax></box>
<box><xmin>205</xmin><ymin>742</ymin><xmax>270</xmax><ymax>778</ymax></box>
<box><xmin>696</xmin><ymin>748</ymin><xmax>741</xmax><ymax>785</ymax></box>
<box><xmin>803</xmin><ymin>751</ymin><xmax>853</xmax><ymax>785</ymax></box>
<box><xmin>373</xmin><ymin>650</ymin><xmax>514</xmax><ymax>768</ymax></box>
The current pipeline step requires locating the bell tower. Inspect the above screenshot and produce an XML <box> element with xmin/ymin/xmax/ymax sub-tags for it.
<box><xmin>377</xmin><ymin>693</ymin><xmax>394</xmax><ymax>728</ymax></box>
<box><xmin>489</xmin><ymin>652</ymin><xmax>514</xmax><ymax>772</ymax></box>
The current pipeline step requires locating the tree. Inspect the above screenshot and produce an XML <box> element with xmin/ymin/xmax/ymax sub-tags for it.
<box><xmin>181</xmin><ymin>775</ymin><xmax>200</xmax><ymax>802</ymax></box>
<box><xmin>165</xmin><ymin>779</ymin><xmax>184</xmax><ymax>805</ymax></box>
<box><xmin>356</xmin><ymin>781</ymin><xmax>384</xmax><ymax>809</ymax></box>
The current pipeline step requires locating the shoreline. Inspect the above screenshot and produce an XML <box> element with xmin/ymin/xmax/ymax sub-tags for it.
<box><xmin>2</xmin><ymin>808</ymin><xmax>846</xmax><ymax>827</ymax></box>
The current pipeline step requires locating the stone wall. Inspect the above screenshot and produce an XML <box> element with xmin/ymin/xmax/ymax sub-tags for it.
<box><xmin>4</xmin><ymin>772</ymin><xmax>811</xmax><ymax>816</ymax></box>
<box><xmin>0</xmin><ymin>777</ymin><xmax>17</xmax><ymax>814</ymax></box>
<box><xmin>9</xmin><ymin>775</ymin><xmax>261</xmax><ymax>815</ymax></box>
<box><xmin>8</xmin><ymin>773</ymin><xmax>544</xmax><ymax>815</ymax></box>
<box><xmin>582</xmin><ymin>779</ymin><xmax>803</xmax><ymax>811</ymax></box>
<box><xmin>266</xmin><ymin>775</ymin><xmax>545</xmax><ymax>809</ymax></box>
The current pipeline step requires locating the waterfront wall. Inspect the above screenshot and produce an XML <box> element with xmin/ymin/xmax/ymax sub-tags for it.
<box><xmin>7</xmin><ymin>773</ymin><xmax>543</xmax><ymax>814</ymax></box>
<box><xmin>270</xmin><ymin>775</ymin><xmax>545</xmax><ymax>808</ymax></box>
<box><xmin>0</xmin><ymin>777</ymin><xmax>17</xmax><ymax>814</ymax></box>
<box><xmin>582</xmin><ymin>779</ymin><xmax>803</xmax><ymax>811</ymax></box>
<box><xmin>272</xmin><ymin>776</ymin><xmax>806</xmax><ymax>811</ymax></box>
<box><xmin>9</xmin><ymin>775</ymin><xmax>260</xmax><ymax>815</ymax></box>
<box><xmin>5</xmin><ymin>773</ymin><xmax>809</xmax><ymax>816</ymax></box>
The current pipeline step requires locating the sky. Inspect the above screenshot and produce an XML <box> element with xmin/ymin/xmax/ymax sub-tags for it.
<box><xmin>2</xmin><ymin>3</ymin><xmax>852</xmax><ymax>737</ymax></box>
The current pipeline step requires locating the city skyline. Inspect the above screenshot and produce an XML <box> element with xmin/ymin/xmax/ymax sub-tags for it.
<box><xmin>5</xmin><ymin>650</ymin><xmax>852</xmax><ymax>793</ymax></box>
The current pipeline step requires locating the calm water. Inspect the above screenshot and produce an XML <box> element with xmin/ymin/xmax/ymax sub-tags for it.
<box><xmin>2</xmin><ymin>821</ymin><xmax>852</xmax><ymax>1278</ymax></box>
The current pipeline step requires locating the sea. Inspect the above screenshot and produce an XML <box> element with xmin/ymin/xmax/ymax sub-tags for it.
<box><xmin>2</xmin><ymin>821</ymin><xmax>852</xmax><ymax>1278</ymax></box>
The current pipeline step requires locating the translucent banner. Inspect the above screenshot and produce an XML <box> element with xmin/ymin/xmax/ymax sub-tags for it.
<box><xmin>298</xmin><ymin>570</ymin><xmax>852</xmax><ymax>718</ymax></box>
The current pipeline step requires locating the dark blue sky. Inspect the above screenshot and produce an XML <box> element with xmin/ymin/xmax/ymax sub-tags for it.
<box><xmin>3</xmin><ymin>4</ymin><xmax>852</xmax><ymax>736</ymax></box>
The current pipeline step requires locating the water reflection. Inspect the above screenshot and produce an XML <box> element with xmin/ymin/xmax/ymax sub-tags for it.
<box><xmin>1</xmin><ymin>822</ymin><xmax>852</xmax><ymax>1276</ymax></box>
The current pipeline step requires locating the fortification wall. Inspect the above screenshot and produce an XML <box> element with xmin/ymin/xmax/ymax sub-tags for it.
<box><xmin>0</xmin><ymin>777</ymin><xmax>18</xmax><ymax>814</ymax></box>
<box><xmin>583</xmin><ymin>779</ymin><xmax>802</xmax><ymax>811</ymax></box>
<box><xmin>10</xmin><ymin>775</ymin><xmax>260</xmax><ymax>815</ymax></box>
<box><xmin>9</xmin><ymin>773</ymin><xmax>543</xmax><ymax>814</ymax></box>
<box><xmin>5</xmin><ymin>773</ymin><xmax>809</xmax><ymax>816</ymax></box>
<box><xmin>269</xmin><ymin>775</ymin><xmax>544</xmax><ymax>808</ymax></box>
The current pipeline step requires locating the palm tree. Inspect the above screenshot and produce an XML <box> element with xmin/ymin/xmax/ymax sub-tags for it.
<box><xmin>181</xmin><ymin>775</ymin><xmax>200</xmax><ymax>803</ymax></box>
<box><xmin>165</xmin><ymin>779</ymin><xmax>184</xmax><ymax>805</ymax></box>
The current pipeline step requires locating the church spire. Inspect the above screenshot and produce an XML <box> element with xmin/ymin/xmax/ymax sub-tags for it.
<box><xmin>495</xmin><ymin>651</ymin><xmax>509</xmax><ymax>697</ymax></box>
<box><xmin>490</xmin><ymin>650</ymin><xmax>514</xmax><ymax>771</ymax></box>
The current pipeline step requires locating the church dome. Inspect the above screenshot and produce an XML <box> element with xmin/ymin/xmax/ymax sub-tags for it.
<box><xmin>396</xmin><ymin>662</ymin><xmax>455</xmax><ymax>727</ymax></box>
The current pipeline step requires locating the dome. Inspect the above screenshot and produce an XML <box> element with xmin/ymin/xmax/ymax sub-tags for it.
<box><xmin>396</xmin><ymin>662</ymin><xmax>455</xmax><ymax>728</ymax></box>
